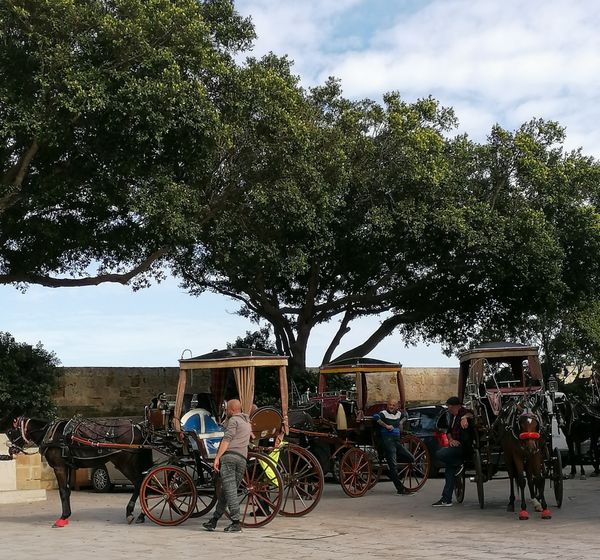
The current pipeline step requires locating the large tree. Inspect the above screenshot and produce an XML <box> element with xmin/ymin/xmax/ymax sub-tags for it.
<box><xmin>175</xmin><ymin>75</ymin><xmax>593</xmax><ymax>377</ymax></box>
<box><xmin>0</xmin><ymin>0</ymin><xmax>255</xmax><ymax>288</ymax></box>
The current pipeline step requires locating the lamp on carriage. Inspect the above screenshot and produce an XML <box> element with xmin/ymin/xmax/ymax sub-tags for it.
<box><xmin>548</xmin><ymin>375</ymin><xmax>558</xmax><ymax>393</ymax></box>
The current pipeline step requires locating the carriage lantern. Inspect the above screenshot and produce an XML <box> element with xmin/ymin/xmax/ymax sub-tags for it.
<box><xmin>548</xmin><ymin>375</ymin><xmax>558</xmax><ymax>393</ymax></box>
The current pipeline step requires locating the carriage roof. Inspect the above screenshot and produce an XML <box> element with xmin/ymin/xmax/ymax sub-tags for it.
<box><xmin>458</xmin><ymin>342</ymin><xmax>543</xmax><ymax>402</ymax></box>
<box><xmin>175</xmin><ymin>347</ymin><xmax>289</xmax><ymax>433</ymax></box>
<box><xmin>318</xmin><ymin>356</ymin><xmax>405</xmax><ymax>410</ymax></box>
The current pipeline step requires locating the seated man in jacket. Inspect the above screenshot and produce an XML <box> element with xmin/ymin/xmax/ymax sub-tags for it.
<box><xmin>432</xmin><ymin>396</ymin><xmax>473</xmax><ymax>507</ymax></box>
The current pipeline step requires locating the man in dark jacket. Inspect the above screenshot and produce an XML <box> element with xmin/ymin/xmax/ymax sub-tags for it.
<box><xmin>432</xmin><ymin>396</ymin><xmax>472</xmax><ymax>507</ymax></box>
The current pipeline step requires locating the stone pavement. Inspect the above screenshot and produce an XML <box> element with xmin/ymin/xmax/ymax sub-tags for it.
<box><xmin>1</xmin><ymin>476</ymin><xmax>599</xmax><ymax>560</ymax></box>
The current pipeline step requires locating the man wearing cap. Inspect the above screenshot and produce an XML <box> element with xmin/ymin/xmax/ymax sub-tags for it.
<box><xmin>432</xmin><ymin>396</ymin><xmax>472</xmax><ymax>507</ymax></box>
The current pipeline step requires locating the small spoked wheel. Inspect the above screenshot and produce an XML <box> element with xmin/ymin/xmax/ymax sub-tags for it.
<box><xmin>277</xmin><ymin>444</ymin><xmax>324</xmax><ymax>517</ymax></box>
<box><xmin>454</xmin><ymin>466</ymin><xmax>466</xmax><ymax>503</ymax></box>
<box><xmin>397</xmin><ymin>434</ymin><xmax>430</xmax><ymax>493</ymax></box>
<box><xmin>551</xmin><ymin>447</ymin><xmax>563</xmax><ymax>508</ymax></box>
<box><xmin>140</xmin><ymin>465</ymin><xmax>197</xmax><ymax>526</ymax></box>
<box><xmin>339</xmin><ymin>447</ymin><xmax>373</xmax><ymax>497</ymax></box>
<box><xmin>236</xmin><ymin>451</ymin><xmax>283</xmax><ymax>528</ymax></box>
<box><xmin>473</xmin><ymin>449</ymin><xmax>485</xmax><ymax>509</ymax></box>
<box><xmin>186</xmin><ymin>460</ymin><xmax>218</xmax><ymax>518</ymax></box>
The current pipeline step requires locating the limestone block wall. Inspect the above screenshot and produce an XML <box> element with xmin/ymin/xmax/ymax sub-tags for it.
<box><xmin>55</xmin><ymin>367</ymin><xmax>210</xmax><ymax>417</ymax></box>
<box><xmin>403</xmin><ymin>367</ymin><xmax>459</xmax><ymax>405</ymax></box>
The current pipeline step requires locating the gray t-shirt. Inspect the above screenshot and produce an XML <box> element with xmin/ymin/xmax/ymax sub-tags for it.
<box><xmin>222</xmin><ymin>413</ymin><xmax>251</xmax><ymax>458</ymax></box>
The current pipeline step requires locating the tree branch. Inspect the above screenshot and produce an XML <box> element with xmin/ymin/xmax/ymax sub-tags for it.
<box><xmin>0</xmin><ymin>249</ymin><xmax>167</xmax><ymax>288</ymax></box>
<box><xmin>333</xmin><ymin>313</ymin><xmax>412</xmax><ymax>361</ymax></box>
<box><xmin>1</xmin><ymin>139</ymin><xmax>39</xmax><ymax>213</ymax></box>
<box><xmin>322</xmin><ymin>307</ymin><xmax>355</xmax><ymax>365</ymax></box>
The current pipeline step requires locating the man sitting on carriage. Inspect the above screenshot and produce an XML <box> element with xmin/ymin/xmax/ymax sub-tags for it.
<box><xmin>432</xmin><ymin>396</ymin><xmax>473</xmax><ymax>507</ymax></box>
<box><xmin>373</xmin><ymin>398</ymin><xmax>413</xmax><ymax>495</ymax></box>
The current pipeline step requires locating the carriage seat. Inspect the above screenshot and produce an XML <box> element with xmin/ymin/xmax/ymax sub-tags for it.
<box><xmin>250</xmin><ymin>407</ymin><xmax>283</xmax><ymax>440</ymax></box>
<box><xmin>365</xmin><ymin>403</ymin><xmax>387</xmax><ymax>417</ymax></box>
<box><xmin>181</xmin><ymin>408</ymin><xmax>224</xmax><ymax>458</ymax></box>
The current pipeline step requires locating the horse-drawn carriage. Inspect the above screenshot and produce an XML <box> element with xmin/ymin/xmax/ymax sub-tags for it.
<box><xmin>288</xmin><ymin>357</ymin><xmax>431</xmax><ymax>497</ymax></box>
<box><xmin>455</xmin><ymin>342</ymin><xmax>563</xmax><ymax>515</ymax></box>
<box><xmin>7</xmin><ymin>348</ymin><xmax>324</xmax><ymax>528</ymax></box>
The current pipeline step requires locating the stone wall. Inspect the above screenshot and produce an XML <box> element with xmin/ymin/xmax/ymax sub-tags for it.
<box><xmin>55</xmin><ymin>367</ymin><xmax>210</xmax><ymax>417</ymax></box>
<box><xmin>403</xmin><ymin>367</ymin><xmax>459</xmax><ymax>405</ymax></box>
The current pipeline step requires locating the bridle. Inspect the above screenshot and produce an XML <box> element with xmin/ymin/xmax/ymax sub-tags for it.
<box><xmin>8</xmin><ymin>417</ymin><xmax>47</xmax><ymax>455</ymax></box>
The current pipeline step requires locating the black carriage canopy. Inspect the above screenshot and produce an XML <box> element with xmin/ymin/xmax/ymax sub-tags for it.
<box><xmin>457</xmin><ymin>342</ymin><xmax>543</xmax><ymax>402</ymax></box>
<box><xmin>175</xmin><ymin>348</ymin><xmax>289</xmax><ymax>433</ymax></box>
<box><xmin>319</xmin><ymin>356</ymin><xmax>405</xmax><ymax>412</ymax></box>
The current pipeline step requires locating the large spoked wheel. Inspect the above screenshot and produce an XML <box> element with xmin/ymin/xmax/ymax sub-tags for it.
<box><xmin>363</xmin><ymin>446</ymin><xmax>382</xmax><ymax>490</ymax></box>
<box><xmin>473</xmin><ymin>449</ymin><xmax>485</xmax><ymax>509</ymax></box>
<box><xmin>237</xmin><ymin>451</ymin><xmax>283</xmax><ymax>528</ymax></box>
<box><xmin>339</xmin><ymin>447</ymin><xmax>373</xmax><ymax>497</ymax></box>
<box><xmin>187</xmin><ymin>460</ymin><xmax>218</xmax><ymax>518</ymax></box>
<box><xmin>454</xmin><ymin>465</ymin><xmax>466</xmax><ymax>503</ymax></box>
<box><xmin>397</xmin><ymin>434</ymin><xmax>430</xmax><ymax>493</ymax></box>
<box><xmin>551</xmin><ymin>446</ymin><xmax>564</xmax><ymax>508</ymax></box>
<box><xmin>140</xmin><ymin>465</ymin><xmax>197</xmax><ymax>526</ymax></box>
<box><xmin>277</xmin><ymin>444</ymin><xmax>324</xmax><ymax>517</ymax></box>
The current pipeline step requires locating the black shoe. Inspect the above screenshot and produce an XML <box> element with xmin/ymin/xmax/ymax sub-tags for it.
<box><xmin>396</xmin><ymin>487</ymin><xmax>413</xmax><ymax>495</ymax></box>
<box><xmin>432</xmin><ymin>498</ymin><xmax>453</xmax><ymax>507</ymax></box>
<box><xmin>224</xmin><ymin>521</ymin><xmax>242</xmax><ymax>532</ymax></box>
<box><xmin>202</xmin><ymin>518</ymin><xmax>217</xmax><ymax>531</ymax></box>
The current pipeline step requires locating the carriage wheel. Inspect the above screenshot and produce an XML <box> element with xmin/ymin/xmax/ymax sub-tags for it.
<box><xmin>397</xmin><ymin>434</ymin><xmax>430</xmax><ymax>493</ymax></box>
<box><xmin>551</xmin><ymin>447</ymin><xmax>564</xmax><ymax>508</ymax></box>
<box><xmin>454</xmin><ymin>466</ymin><xmax>466</xmax><ymax>503</ymax></box>
<box><xmin>140</xmin><ymin>465</ymin><xmax>197</xmax><ymax>526</ymax></box>
<box><xmin>473</xmin><ymin>449</ymin><xmax>485</xmax><ymax>509</ymax></box>
<box><xmin>277</xmin><ymin>444</ymin><xmax>324</xmax><ymax>517</ymax></box>
<box><xmin>236</xmin><ymin>451</ymin><xmax>283</xmax><ymax>528</ymax></box>
<box><xmin>187</xmin><ymin>460</ymin><xmax>219</xmax><ymax>518</ymax></box>
<box><xmin>364</xmin><ymin>446</ymin><xmax>382</xmax><ymax>490</ymax></box>
<box><xmin>339</xmin><ymin>447</ymin><xmax>373</xmax><ymax>497</ymax></box>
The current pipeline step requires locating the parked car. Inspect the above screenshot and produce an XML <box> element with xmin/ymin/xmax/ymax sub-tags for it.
<box><xmin>90</xmin><ymin>463</ymin><xmax>132</xmax><ymax>492</ymax></box>
<box><xmin>406</xmin><ymin>404</ymin><xmax>448</xmax><ymax>476</ymax></box>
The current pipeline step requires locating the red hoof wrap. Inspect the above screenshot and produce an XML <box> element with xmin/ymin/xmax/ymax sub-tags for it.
<box><xmin>53</xmin><ymin>518</ymin><xmax>69</xmax><ymax>528</ymax></box>
<box><xmin>518</xmin><ymin>510</ymin><xmax>529</xmax><ymax>520</ymax></box>
<box><xmin>541</xmin><ymin>509</ymin><xmax>552</xmax><ymax>519</ymax></box>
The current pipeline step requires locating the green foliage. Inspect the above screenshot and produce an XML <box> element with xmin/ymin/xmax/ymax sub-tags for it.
<box><xmin>0</xmin><ymin>0</ymin><xmax>255</xmax><ymax>287</ymax></box>
<box><xmin>0</xmin><ymin>332</ymin><xmax>61</xmax><ymax>430</ymax></box>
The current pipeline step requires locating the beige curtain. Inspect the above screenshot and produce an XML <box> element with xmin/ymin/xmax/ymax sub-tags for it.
<box><xmin>279</xmin><ymin>365</ymin><xmax>289</xmax><ymax>434</ymax></box>
<box><xmin>233</xmin><ymin>366</ymin><xmax>255</xmax><ymax>414</ymax></box>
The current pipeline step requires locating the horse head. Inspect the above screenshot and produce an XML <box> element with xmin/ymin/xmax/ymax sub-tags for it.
<box><xmin>6</xmin><ymin>416</ymin><xmax>49</xmax><ymax>454</ymax></box>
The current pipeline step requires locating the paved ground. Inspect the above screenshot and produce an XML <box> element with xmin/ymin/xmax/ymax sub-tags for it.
<box><xmin>1</xmin><ymin>475</ymin><xmax>599</xmax><ymax>560</ymax></box>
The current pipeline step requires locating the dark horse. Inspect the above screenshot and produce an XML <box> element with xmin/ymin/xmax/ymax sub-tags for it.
<box><xmin>554</xmin><ymin>395</ymin><xmax>600</xmax><ymax>479</ymax></box>
<box><xmin>7</xmin><ymin>416</ymin><xmax>153</xmax><ymax>527</ymax></box>
<box><xmin>496</xmin><ymin>396</ymin><xmax>552</xmax><ymax>520</ymax></box>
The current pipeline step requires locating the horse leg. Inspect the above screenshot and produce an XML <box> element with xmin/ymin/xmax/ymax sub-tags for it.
<box><xmin>53</xmin><ymin>465</ymin><xmax>72</xmax><ymax>527</ymax></box>
<box><xmin>527</xmin><ymin>471</ymin><xmax>542</xmax><ymax>512</ymax></box>
<box><xmin>576</xmin><ymin>441</ymin><xmax>586</xmax><ymax>479</ymax></box>
<box><xmin>566</xmin><ymin>438</ymin><xmax>576</xmax><ymax>478</ymax></box>
<box><xmin>506</xmin><ymin>474</ymin><xmax>516</xmax><ymax>512</ymax></box>
<box><xmin>516</xmin><ymin>464</ymin><xmax>528</xmax><ymax>520</ymax></box>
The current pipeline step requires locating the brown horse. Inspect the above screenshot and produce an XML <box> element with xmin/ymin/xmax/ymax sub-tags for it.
<box><xmin>497</xmin><ymin>399</ymin><xmax>552</xmax><ymax>520</ymax></box>
<box><xmin>6</xmin><ymin>417</ymin><xmax>153</xmax><ymax>527</ymax></box>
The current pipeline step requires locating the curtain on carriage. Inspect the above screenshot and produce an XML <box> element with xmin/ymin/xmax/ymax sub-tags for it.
<box><xmin>233</xmin><ymin>366</ymin><xmax>255</xmax><ymax>414</ymax></box>
<box><xmin>210</xmin><ymin>368</ymin><xmax>228</xmax><ymax>415</ymax></box>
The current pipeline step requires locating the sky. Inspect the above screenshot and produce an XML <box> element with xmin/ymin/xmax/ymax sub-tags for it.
<box><xmin>2</xmin><ymin>0</ymin><xmax>600</xmax><ymax>368</ymax></box>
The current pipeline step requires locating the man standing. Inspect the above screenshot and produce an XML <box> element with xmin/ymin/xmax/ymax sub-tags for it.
<box><xmin>203</xmin><ymin>399</ymin><xmax>251</xmax><ymax>532</ymax></box>
<box><xmin>432</xmin><ymin>396</ymin><xmax>472</xmax><ymax>507</ymax></box>
<box><xmin>374</xmin><ymin>398</ymin><xmax>413</xmax><ymax>495</ymax></box>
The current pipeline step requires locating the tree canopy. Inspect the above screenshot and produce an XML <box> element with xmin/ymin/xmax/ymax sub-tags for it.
<box><xmin>0</xmin><ymin>331</ymin><xmax>61</xmax><ymax>430</ymax></box>
<box><xmin>176</xmin><ymin>77</ymin><xmax>600</xmax><ymax>376</ymax></box>
<box><xmin>0</xmin><ymin>0</ymin><xmax>255</xmax><ymax>288</ymax></box>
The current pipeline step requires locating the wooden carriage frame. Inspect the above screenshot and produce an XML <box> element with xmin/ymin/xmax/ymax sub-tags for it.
<box><xmin>290</xmin><ymin>357</ymin><xmax>431</xmax><ymax>497</ymax></box>
<box><xmin>454</xmin><ymin>342</ymin><xmax>563</xmax><ymax>509</ymax></box>
<box><xmin>139</xmin><ymin>348</ymin><xmax>324</xmax><ymax>527</ymax></box>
